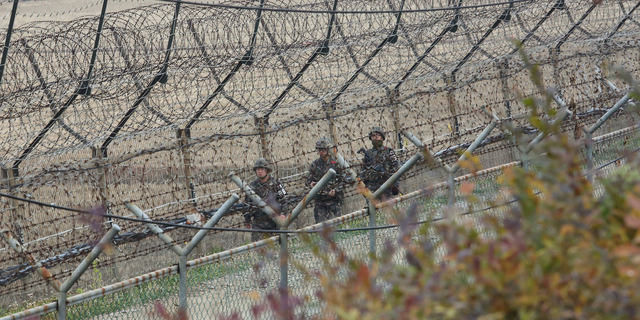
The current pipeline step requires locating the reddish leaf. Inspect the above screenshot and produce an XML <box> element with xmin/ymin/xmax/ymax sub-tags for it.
<box><xmin>624</xmin><ymin>215</ymin><xmax>640</xmax><ymax>229</ymax></box>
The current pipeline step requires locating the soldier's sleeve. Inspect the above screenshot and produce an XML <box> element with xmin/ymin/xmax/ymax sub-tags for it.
<box><xmin>306</xmin><ymin>162</ymin><xmax>316</xmax><ymax>188</ymax></box>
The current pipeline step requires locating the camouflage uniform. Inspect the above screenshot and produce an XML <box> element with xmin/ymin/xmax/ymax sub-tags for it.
<box><xmin>307</xmin><ymin>156</ymin><xmax>344</xmax><ymax>223</ymax></box>
<box><xmin>244</xmin><ymin>176</ymin><xmax>289</xmax><ymax>242</ymax></box>
<box><xmin>360</xmin><ymin>145</ymin><xmax>400</xmax><ymax>198</ymax></box>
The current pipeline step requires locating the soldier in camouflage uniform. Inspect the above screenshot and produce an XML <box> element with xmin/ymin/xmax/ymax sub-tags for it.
<box><xmin>359</xmin><ymin>127</ymin><xmax>400</xmax><ymax>198</ymax></box>
<box><xmin>244</xmin><ymin>158</ymin><xmax>288</xmax><ymax>242</ymax></box>
<box><xmin>307</xmin><ymin>137</ymin><xmax>345</xmax><ymax>223</ymax></box>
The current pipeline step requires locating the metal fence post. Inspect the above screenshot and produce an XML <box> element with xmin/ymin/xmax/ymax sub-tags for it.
<box><xmin>178</xmin><ymin>255</ymin><xmax>187</xmax><ymax>309</ymax></box>
<box><xmin>368</xmin><ymin>200</ymin><xmax>376</xmax><ymax>258</ymax></box>
<box><xmin>231</xmin><ymin>170</ymin><xmax>335</xmax><ymax>293</ymax></box>
<box><xmin>582</xmin><ymin>92</ymin><xmax>633</xmax><ymax>181</ymax></box>
<box><xmin>126</xmin><ymin>194</ymin><xmax>239</xmax><ymax>311</ymax></box>
<box><xmin>58</xmin><ymin>224</ymin><xmax>121</xmax><ymax>320</ymax></box>
<box><xmin>585</xmin><ymin>131</ymin><xmax>593</xmax><ymax>182</ymax></box>
<box><xmin>279</xmin><ymin>233</ymin><xmax>288</xmax><ymax>292</ymax></box>
<box><xmin>0</xmin><ymin>0</ymin><xmax>19</xmax><ymax>87</ymax></box>
<box><xmin>448</xmin><ymin>171</ymin><xmax>455</xmax><ymax>206</ymax></box>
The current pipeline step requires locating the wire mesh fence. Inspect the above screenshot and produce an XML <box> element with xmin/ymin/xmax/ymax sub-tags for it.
<box><xmin>1</xmin><ymin>0</ymin><xmax>640</xmax><ymax>316</ymax></box>
<box><xmin>2</xmin><ymin>123</ymin><xmax>634</xmax><ymax>320</ymax></box>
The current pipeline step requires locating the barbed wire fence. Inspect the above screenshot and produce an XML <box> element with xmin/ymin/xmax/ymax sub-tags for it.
<box><xmin>0</xmin><ymin>0</ymin><xmax>639</xmax><ymax>314</ymax></box>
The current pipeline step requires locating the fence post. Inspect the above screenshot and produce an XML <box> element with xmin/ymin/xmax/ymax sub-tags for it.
<box><xmin>325</xmin><ymin>103</ymin><xmax>340</xmax><ymax>147</ymax></box>
<box><xmin>279</xmin><ymin>233</ymin><xmax>288</xmax><ymax>292</ymax></box>
<box><xmin>447</xmin><ymin>171</ymin><xmax>455</xmax><ymax>206</ymax></box>
<box><xmin>2</xmin><ymin>166</ymin><xmax>23</xmax><ymax>243</ymax></box>
<box><xmin>231</xmin><ymin>170</ymin><xmax>335</xmax><ymax>292</ymax></box>
<box><xmin>126</xmin><ymin>194</ymin><xmax>239</xmax><ymax>311</ymax></box>
<box><xmin>585</xmin><ymin>131</ymin><xmax>593</xmax><ymax>182</ymax></box>
<box><xmin>582</xmin><ymin>92</ymin><xmax>633</xmax><ymax>181</ymax></box>
<box><xmin>58</xmin><ymin>225</ymin><xmax>121</xmax><ymax>320</ymax></box>
<box><xmin>446</xmin><ymin>74</ymin><xmax>460</xmax><ymax>137</ymax></box>
<box><xmin>255</xmin><ymin>117</ymin><xmax>270</xmax><ymax>160</ymax></box>
<box><xmin>177</xmin><ymin>129</ymin><xmax>196</xmax><ymax>205</ymax></box>
<box><xmin>0</xmin><ymin>0</ymin><xmax>19</xmax><ymax>87</ymax></box>
<box><xmin>390</xmin><ymin>91</ymin><xmax>404</xmax><ymax>152</ymax></box>
<box><xmin>368</xmin><ymin>200</ymin><xmax>376</xmax><ymax>258</ymax></box>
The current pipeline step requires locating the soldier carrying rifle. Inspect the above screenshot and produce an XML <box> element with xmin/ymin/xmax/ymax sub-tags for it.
<box><xmin>244</xmin><ymin>158</ymin><xmax>288</xmax><ymax>242</ymax></box>
<box><xmin>358</xmin><ymin>127</ymin><xmax>400</xmax><ymax>198</ymax></box>
<box><xmin>307</xmin><ymin>137</ymin><xmax>347</xmax><ymax>223</ymax></box>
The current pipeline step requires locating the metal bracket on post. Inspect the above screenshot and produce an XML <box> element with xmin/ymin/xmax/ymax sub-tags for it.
<box><xmin>582</xmin><ymin>93</ymin><xmax>633</xmax><ymax>181</ymax></box>
<box><xmin>519</xmin><ymin>102</ymin><xmax>572</xmax><ymax>170</ymax></box>
<box><xmin>403</xmin><ymin>130</ymin><xmax>452</xmax><ymax>174</ymax></box>
<box><xmin>524</xmin><ymin>106</ymin><xmax>572</xmax><ymax>155</ymax></box>
<box><xmin>57</xmin><ymin>224</ymin><xmax>121</xmax><ymax>320</ymax></box>
<box><xmin>404</xmin><ymin>120</ymin><xmax>497</xmax><ymax>207</ymax></box>
<box><xmin>125</xmin><ymin>194</ymin><xmax>239</xmax><ymax>310</ymax></box>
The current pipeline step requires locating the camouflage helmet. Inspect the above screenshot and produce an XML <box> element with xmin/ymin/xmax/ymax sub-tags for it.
<box><xmin>315</xmin><ymin>137</ymin><xmax>333</xmax><ymax>150</ymax></box>
<box><xmin>368</xmin><ymin>126</ymin><xmax>386</xmax><ymax>140</ymax></box>
<box><xmin>252</xmin><ymin>158</ymin><xmax>273</xmax><ymax>172</ymax></box>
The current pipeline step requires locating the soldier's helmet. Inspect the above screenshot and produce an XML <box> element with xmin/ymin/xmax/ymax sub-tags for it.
<box><xmin>369</xmin><ymin>126</ymin><xmax>386</xmax><ymax>140</ymax></box>
<box><xmin>253</xmin><ymin>158</ymin><xmax>273</xmax><ymax>172</ymax></box>
<box><xmin>315</xmin><ymin>137</ymin><xmax>333</xmax><ymax>150</ymax></box>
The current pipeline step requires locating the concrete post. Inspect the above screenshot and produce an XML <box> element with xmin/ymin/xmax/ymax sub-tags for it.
<box><xmin>177</xmin><ymin>129</ymin><xmax>196</xmax><ymax>206</ymax></box>
<box><xmin>256</xmin><ymin>117</ymin><xmax>270</xmax><ymax>159</ymax></box>
<box><xmin>389</xmin><ymin>91</ymin><xmax>403</xmax><ymax>152</ymax></box>
<box><xmin>446</xmin><ymin>74</ymin><xmax>459</xmax><ymax>137</ymax></box>
<box><xmin>325</xmin><ymin>103</ymin><xmax>339</xmax><ymax>147</ymax></box>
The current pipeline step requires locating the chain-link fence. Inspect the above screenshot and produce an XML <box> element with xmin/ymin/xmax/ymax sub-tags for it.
<box><xmin>1</xmin><ymin>0</ymin><xmax>640</xmax><ymax>317</ymax></box>
<box><xmin>2</xmin><ymin>123</ymin><xmax>638</xmax><ymax>320</ymax></box>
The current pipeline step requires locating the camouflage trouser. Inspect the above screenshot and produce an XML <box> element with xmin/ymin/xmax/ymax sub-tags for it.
<box><xmin>251</xmin><ymin>219</ymin><xmax>279</xmax><ymax>243</ymax></box>
<box><xmin>314</xmin><ymin>201</ymin><xmax>341</xmax><ymax>223</ymax></box>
